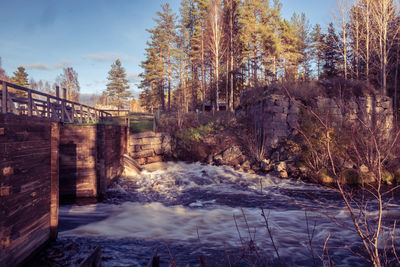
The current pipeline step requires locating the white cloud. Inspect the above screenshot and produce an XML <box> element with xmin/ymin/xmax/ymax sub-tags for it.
<box><xmin>127</xmin><ymin>72</ymin><xmax>140</xmax><ymax>82</ymax></box>
<box><xmin>24</xmin><ymin>61</ymin><xmax>72</xmax><ymax>70</ymax></box>
<box><xmin>82</xmin><ymin>52</ymin><xmax>135</xmax><ymax>62</ymax></box>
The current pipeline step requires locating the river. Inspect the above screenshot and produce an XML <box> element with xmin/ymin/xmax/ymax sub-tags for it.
<box><xmin>30</xmin><ymin>161</ymin><xmax>400</xmax><ymax>266</ymax></box>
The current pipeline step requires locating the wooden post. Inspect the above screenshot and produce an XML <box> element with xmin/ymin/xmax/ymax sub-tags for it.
<box><xmin>2</xmin><ymin>81</ymin><xmax>7</xmax><ymax>114</ymax></box>
<box><xmin>50</xmin><ymin>122</ymin><xmax>59</xmax><ymax>240</ymax></box>
<box><xmin>79</xmin><ymin>104</ymin><xmax>83</xmax><ymax>123</ymax></box>
<box><xmin>47</xmin><ymin>96</ymin><xmax>51</xmax><ymax>119</ymax></box>
<box><xmin>56</xmin><ymin>86</ymin><xmax>60</xmax><ymax>99</ymax></box>
<box><xmin>27</xmin><ymin>90</ymin><xmax>32</xmax><ymax>117</ymax></box>
<box><xmin>61</xmin><ymin>99</ymin><xmax>65</xmax><ymax>122</ymax></box>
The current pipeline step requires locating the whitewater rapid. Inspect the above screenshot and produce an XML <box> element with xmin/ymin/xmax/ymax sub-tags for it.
<box><xmin>52</xmin><ymin>162</ymin><xmax>400</xmax><ymax>266</ymax></box>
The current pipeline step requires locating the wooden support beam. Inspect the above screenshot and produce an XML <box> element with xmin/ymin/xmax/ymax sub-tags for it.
<box><xmin>88</xmin><ymin>108</ymin><xmax>95</xmax><ymax>123</ymax></box>
<box><xmin>64</xmin><ymin>104</ymin><xmax>73</xmax><ymax>123</ymax></box>
<box><xmin>71</xmin><ymin>104</ymin><xmax>76</xmax><ymax>123</ymax></box>
<box><xmin>61</xmin><ymin>99</ymin><xmax>65</xmax><ymax>122</ymax></box>
<box><xmin>2</xmin><ymin>81</ymin><xmax>7</xmax><ymax>114</ymax></box>
<box><xmin>47</xmin><ymin>96</ymin><xmax>51</xmax><ymax>119</ymax></box>
<box><xmin>27</xmin><ymin>90</ymin><xmax>32</xmax><ymax>117</ymax></box>
<box><xmin>79</xmin><ymin>104</ymin><xmax>83</xmax><ymax>123</ymax></box>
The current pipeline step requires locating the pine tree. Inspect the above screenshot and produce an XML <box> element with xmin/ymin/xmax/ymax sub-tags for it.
<box><xmin>106</xmin><ymin>59</ymin><xmax>131</xmax><ymax>111</ymax></box>
<box><xmin>291</xmin><ymin>12</ymin><xmax>311</xmax><ymax>81</ymax></box>
<box><xmin>279</xmin><ymin>18</ymin><xmax>300</xmax><ymax>81</ymax></box>
<box><xmin>192</xmin><ymin>0</ymin><xmax>210</xmax><ymax>111</ymax></box>
<box><xmin>11</xmin><ymin>66</ymin><xmax>29</xmax><ymax>97</ymax></box>
<box><xmin>139</xmin><ymin>28</ymin><xmax>166</xmax><ymax>111</ymax></box>
<box><xmin>155</xmin><ymin>3</ymin><xmax>177</xmax><ymax>111</ymax></box>
<box><xmin>179</xmin><ymin>0</ymin><xmax>198</xmax><ymax>111</ymax></box>
<box><xmin>11</xmin><ymin>66</ymin><xmax>29</xmax><ymax>87</ymax></box>
<box><xmin>223</xmin><ymin>0</ymin><xmax>241</xmax><ymax>111</ymax></box>
<box><xmin>239</xmin><ymin>0</ymin><xmax>267</xmax><ymax>87</ymax></box>
<box><xmin>311</xmin><ymin>24</ymin><xmax>325</xmax><ymax>79</ymax></box>
<box><xmin>322</xmin><ymin>23</ymin><xmax>340</xmax><ymax>78</ymax></box>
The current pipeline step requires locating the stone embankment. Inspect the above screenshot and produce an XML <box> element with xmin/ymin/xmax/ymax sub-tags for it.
<box><xmin>128</xmin><ymin>132</ymin><xmax>171</xmax><ymax>165</ymax></box>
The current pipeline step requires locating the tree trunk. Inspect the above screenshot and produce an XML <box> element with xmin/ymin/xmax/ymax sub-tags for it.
<box><xmin>201</xmin><ymin>27</ymin><xmax>206</xmax><ymax>112</ymax></box>
<box><xmin>229</xmin><ymin>0</ymin><xmax>234</xmax><ymax>112</ymax></box>
<box><xmin>394</xmin><ymin>45</ymin><xmax>399</xmax><ymax>118</ymax></box>
<box><xmin>365</xmin><ymin>0</ymin><xmax>370</xmax><ymax>82</ymax></box>
<box><xmin>168</xmin><ymin>42</ymin><xmax>172</xmax><ymax>111</ymax></box>
<box><xmin>214</xmin><ymin>3</ymin><xmax>220</xmax><ymax>111</ymax></box>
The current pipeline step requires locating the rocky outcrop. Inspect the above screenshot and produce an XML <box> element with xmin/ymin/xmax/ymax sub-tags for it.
<box><xmin>238</xmin><ymin>91</ymin><xmax>394</xmax><ymax>182</ymax></box>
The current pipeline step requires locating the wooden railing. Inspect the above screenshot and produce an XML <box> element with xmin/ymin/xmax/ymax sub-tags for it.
<box><xmin>0</xmin><ymin>80</ymin><xmax>112</xmax><ymax>123</ymax></box>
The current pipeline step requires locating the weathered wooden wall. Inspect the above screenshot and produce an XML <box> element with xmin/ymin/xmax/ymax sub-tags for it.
<box><xmin>129</xmin><ymin>132</ymin><xmax>171</xmax><ymax>165</ymax></box>
<box><xmin>0</xmin><ymin>116</ymin><xmax>127</xmax><ymax>266</ymax></box>
<box><xmin>59</xmin><ymin>126</ymin><xmax>97</xmax><ymax>199</ymax></box>
<box><xmin>0</xmin><ymin>114</ymin><xmax>59</xmax><ymax>267</ymax></box>
<box><xmin>59</xmin><ymin>125</ymin><xmax>127</xmax><ymax>200</ymax></box>
<box><xmin>97</xmin><ymin>125</ymin><xmax>127</xmax><ymax>195</ymax></box>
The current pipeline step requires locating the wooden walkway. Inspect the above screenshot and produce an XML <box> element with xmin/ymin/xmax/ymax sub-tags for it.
<box><xmin>1</xmin><ymin>80</ymin><xmax>111</xmax><ymax>123</ymax></box>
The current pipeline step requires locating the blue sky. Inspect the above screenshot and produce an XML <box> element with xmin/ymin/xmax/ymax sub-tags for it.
<box><xmin>0</xmin><ymin>0</ymin><xmax>335</xmax><ymax>98</ymax></box>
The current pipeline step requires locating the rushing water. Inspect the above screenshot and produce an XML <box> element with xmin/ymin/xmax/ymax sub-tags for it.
<box><xmin>33</xmin><ymin>162</ymin><xmax>400</xmax><ymax>266</ymax></box>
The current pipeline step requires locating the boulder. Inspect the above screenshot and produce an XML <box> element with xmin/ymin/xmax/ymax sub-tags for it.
<box><xmin>341</xmin><ymin>169</ymin><xmax>361</xmax><ymax>185</ymax></box>
<box><xmin>260</xmin><ymin>159</ymin><xmax>272</xmax><ymax>172</ymax></box>
<box><xmin>241</xmin><ymin>160</ymin><xmax>251</xmax><ymax>171</ymax></box>
<box><xmin>382</xmin><ymin>170</ymin><xmax>395</xmax><ymax>185</ymax></box>
<box><xmin>275</xmin><ymin>161</ymin><xmax>287</xmax><ymax>172</ymax></box>
<box><xmin>313</xmin><ymin>169</ymin><xmax>335</xmax><ymax>184</ymax></box>
<box><xmin>214</xmin><ymin>145</ymin><xmax>246</xmax><ymax>166</ymax></box>
<box><xmin>279</xmin><ymin>170</ymin><xmax>289</xmax><ymax>178</ymax></box>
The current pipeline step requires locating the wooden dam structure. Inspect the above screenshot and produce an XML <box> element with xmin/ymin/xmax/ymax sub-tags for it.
<box><xmin>0</xmin><ymin>80</ymin><xmax>171</xmax><ymax>266</ymax></box>
<box><xmin>0</xmin><ymin>80</ymin><xmax>118</xmax><ymax>266</ymax></box>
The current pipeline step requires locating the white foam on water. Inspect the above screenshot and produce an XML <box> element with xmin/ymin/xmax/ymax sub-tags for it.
<box><xmin>60</xmin><ymin>200</ymin><xmax>361</xmax><ymax>262</ymax></box>
<box><xmin>58</xmin><ymin>161</ymin><xmax>400</xmax><ymax>266</ymax></box>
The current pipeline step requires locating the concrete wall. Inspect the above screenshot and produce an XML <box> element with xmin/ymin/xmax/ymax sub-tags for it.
<box><xmin>0</xmin><ymin>114</ymin><xmax>58</xmax><ymax>267</ymax></box>
<box><xmin>129</xmin><ymin>132</ymin><xmax>171</xmax><ymax>165</ymax></box>
<box><xmin>59</xmin><ymin>125</ymin><xmax>127</xmax><ymax>200</ymax></box>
